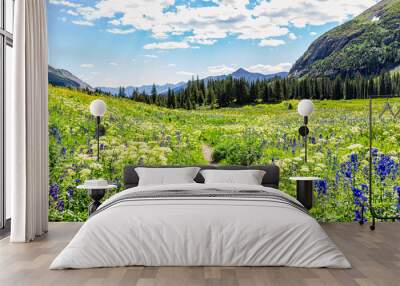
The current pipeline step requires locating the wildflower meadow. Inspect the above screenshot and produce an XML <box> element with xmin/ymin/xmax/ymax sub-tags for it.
<box><xmin>48</xmin><ymin>86</ymin><xmax>400</xmax><ymax>222</ymax></box>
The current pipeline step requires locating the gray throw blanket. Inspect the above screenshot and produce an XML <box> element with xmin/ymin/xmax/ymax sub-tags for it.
<box><xmin>91</xmin><ymin>189</ymin><xmax>308</xmax><ymax>217</ymax></box>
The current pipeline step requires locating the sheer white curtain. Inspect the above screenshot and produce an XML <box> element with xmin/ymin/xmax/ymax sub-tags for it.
<box><xmin>7</xmin><ymin>0</ymin><xmax>49</xmax><ymax>242</ymax></box>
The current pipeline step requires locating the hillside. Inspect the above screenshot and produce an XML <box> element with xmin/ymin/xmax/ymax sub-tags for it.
<box><xmin>290</xmin><ymin>0</ymin><xmax>400</xmax><ymax>78</ymax></box>
<box><xmin>48</xmin><ymin>65</ymin><xmax>92</xmax><ymax>90</ymax></box>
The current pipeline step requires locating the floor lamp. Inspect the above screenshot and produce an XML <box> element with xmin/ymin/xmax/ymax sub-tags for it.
<box><xmin>297</xmin><ymin>99</ymin><xmax>314</xmax><ymax>163</ymax></box>
<box><xmin>90</xmin><ymin>99</ymin><xmax>107</xmax><ymax>161</ymax></box>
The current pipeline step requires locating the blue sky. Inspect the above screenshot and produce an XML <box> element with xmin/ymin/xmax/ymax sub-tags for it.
<box><xmin>47</xmin><ymin>0</ymin><xmax>378</xmax><ymax>87</ymax></box>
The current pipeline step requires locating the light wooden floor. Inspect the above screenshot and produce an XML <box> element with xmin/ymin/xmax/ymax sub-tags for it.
<box><xmin>0</xmin><ymin>222</ymin><xmax>399</xmax><ymax>286</ymax></box>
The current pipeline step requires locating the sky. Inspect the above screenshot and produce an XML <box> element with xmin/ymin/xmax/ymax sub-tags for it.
<box><xmin>47</xmin><ymin>0</ymin><xmax>379</xmax><ymax>87</ymax></box>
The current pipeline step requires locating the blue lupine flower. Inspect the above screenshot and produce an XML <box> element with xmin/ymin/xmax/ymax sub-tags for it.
<box><xmin>87</xmin><ymin>148</ymin><xmax>93</xmax><ymax>155</ymax></box>
<box><xmin>75</xmin><ymin>179</ymin><xmax>81</xmax><ymax>184</ymax></box>
<box><xmin>361</xmin><ymin>184</ymin><xmax>368</xmax><ymax>192</ymax></box>
<box><xmin>315</xmin><ymin>180</ymin><xmax>328</xmax><ymax>196</ymax></box>
<box><xmin>49</xmin><ymin>126</ymin><xmax>58</xmax><ymax>136</ymax></box>
<box><xmin>60</xmin><ymin>147</ymin><xmax>67</xmax><ymax>156</ymax></box>
<box><xmin>349</xmin><ymin>153</ymin><xmax>360</xmax><ymax>172</ymax></box>
<box><xmin>50</xmin><ymin>126</ymin><xmax>62</xmax><ymax>144</ymax></box>
<box><xmin>334</xmin><ymin>171</ymin><xmax>340</xmax><ymax>188</ymax></box>
<box><xmin>100</xmin><ymin>143</ymin><xmax>105</xmax><ymax>150</ymax></box>
<box><xmin>311</xmin><ymin>137</ymin><xmax>316</xmax><ymax>144</ymax></box>
<box><xmin>56</xmin><ymin>200</ymin><xmax>64</xmax><ymax>212</ymax></box>
<box><xmin>374</xmin><ymin>154</ymin><xmax>396</xmax><ymax>182</ymax></box>
<box><xmin>343</xmin><ymin>163</ymin><xmax>353</xmax><ymax>180</ymax></box>
<box><xmin>67</xmin><ymin>187</ymin><xmax>74</xmax><ymax>199</ymax></box>
<box><xmin>352</xmin><ymin>186</ymin><xmax>368</xmax><ymax>222</ymax></box>
<box><xmin>49</xmin><ymin>184</ymin><xmax>60</xmax><ymax>201</ymax></box>
<box><xmin>354</xmin><ymin>210</ymin><xmax>366</xmax><ymax>222</ymax></box>
<box><xmin>352</xmin><ymin>187</ymin><xmax>367</xmax><ymax>206</ymax></box>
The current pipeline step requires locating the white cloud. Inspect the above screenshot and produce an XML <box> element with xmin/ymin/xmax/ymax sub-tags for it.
<box><xmin>65</xmin><ymin>0</ymin><xmax>377</xmax><ymax>46</ymax></box>
<box><xmin>66</xmin><ymin>10</ymin><xmax>79</xmax><ymax>16</ymax></box>
<box><xmin>168</xmin><ymin>64</ymin><xmax>176</xmax><ymax>67</ymax></box>
<box><xmin>109</xmin><ymin>62</ymin><xmax>118</xmax><ymax>66</ymax></box>
<box><xmin>246</xmin><ymin>63</ymin><xmax>292</xmax><ymax>74</ymax></box>
<box><xmin>143</xmin><ymin>41</ymin><xmax>190</xmax><ymax>50</ymax></box>
<box><xmin>106</xmin><ymin>28</ymin><xmax>136</xmax><ymax>34</ymax></box>
<box><xmin>259</xmin><ymin>39</ymin><xmax>286</xmax><ymax>47</ymax></box>
<box><xmin>288</xmin><ymin>33</ymin><xmax>298</xmax><ymax>40</ymax></box>
<box><xmin>187</xmin><ymin>38</ymin><xmax>217</xmax><ymax>45</ymax></box>
<box><xmin>185</xmin><ymin>27</ymin><xmax>226</xmax><ymax>45</ymax></box>
<box><xmin>72</xmin><ymin>20</ymin><xmax>94</xmax><ymax>26</ymax></box>
<box><xmin>49</xmin><ymin>0</ymin><xmax>81</xmax><ymax>8</ymax></box>
<box><xmin>80</xmin><ymin>64</ymin><xmax>95</xmax><ymax>68</ymax></box>
<box><xmin>143</xmin><ymin>54</ymin><xmax>158</xmax><ymax>59</ymax></box>
<box><xmin>207</xmin><ymin>65</ymin><xmax>236</xmax><ymax>75</ymax></box>
<box><xmin>252</xmin><ymin>0</ymin><xmax>377</xmax><ymax>28</ymax></box>
<box><xmin>109</xmin><ymin>19</ymin><xmax>123</xmax><ymax>26</ymax></box>
<box><xmin>177</xmin><ymin>71</ymin><xmax>195</xmax><ymax>76</ymax></box>
<box><xmin>310</xmin><ymin>32</ymin><xmax>318</xmax><ymax>37</ymax></box>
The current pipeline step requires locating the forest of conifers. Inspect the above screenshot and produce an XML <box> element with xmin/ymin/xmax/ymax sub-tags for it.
<box><xmin>95</xmin><ymin>71</ymin><xmax>400</xmax><ymax>110</ymax></box>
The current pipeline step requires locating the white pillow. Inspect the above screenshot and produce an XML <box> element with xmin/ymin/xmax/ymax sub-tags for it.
<box><xmin>135</xmin><ymin>167</ymin><xmax>200</xmax><ymax>186</ymax></box>
<box><xmin>200</xmin><ymin>169</ymin><xmax>266</xmax><ymax>185</ymax></box>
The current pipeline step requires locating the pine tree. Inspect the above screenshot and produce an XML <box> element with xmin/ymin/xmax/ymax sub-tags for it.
<box><xmin>151</xmin><ymin>84</ymin><xmax>157</xmax><ymax>104</ymax></box>
<box><xmin>118</xmin><ymin>86</ymin><xmax>126</xmax><ymax>97</ymax></box>
<box><xmin>209</xmin><ymin>87</ymin><xmax>217</xmax><ymax>108</ymax></box>
<box><xmin>249</xmin><ymin>83</ymin><xmax>258</xmax><ymax>103</ymax></box>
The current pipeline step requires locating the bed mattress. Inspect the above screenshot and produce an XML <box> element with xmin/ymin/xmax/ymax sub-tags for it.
<box><xmin>50</xmin><ymin>183</ymin><xmax>351</xmax><ymax>269</ymax></box>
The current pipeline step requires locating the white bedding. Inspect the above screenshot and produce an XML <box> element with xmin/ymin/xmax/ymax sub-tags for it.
<box><xmin>50</xmin><ymin>183</ymin><xmax>351</xmax><ymax>269</ymax></box>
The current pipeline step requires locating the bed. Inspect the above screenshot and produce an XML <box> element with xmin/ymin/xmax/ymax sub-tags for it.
<box><xmin>50</xmin><ymin>165</ymin><xmax>351</xmax><ymax>269</ymax></box>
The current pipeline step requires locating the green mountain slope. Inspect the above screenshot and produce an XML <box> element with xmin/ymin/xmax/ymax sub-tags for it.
<box><xmin>289</xmin><ymin>0</ymin><xmax>400</xmax><ymax>78</ymax></box>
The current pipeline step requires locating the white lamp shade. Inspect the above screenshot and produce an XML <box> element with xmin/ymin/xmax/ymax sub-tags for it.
<box><xmin>90</xmin><ymin>99</ymin><xmax>107</xmax><ymax>117</ymax></box>
<box><xmin>297</xmin><ymin>99</ymin><xmax>314</xmax><ymax>117</ymax></box>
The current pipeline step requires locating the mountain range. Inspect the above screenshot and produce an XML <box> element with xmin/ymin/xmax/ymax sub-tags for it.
<box><xmin>97</xmin><ymin>68</ymin><xmax>287</xmax><ymax>95</ymax></box>
<box><xmin>48</xmin><ymin>65</ymin><xmax>93</xmax><ymax>90</ymax></box>
<box><xmin>290</xmin><ymin>0</ymin><xmax>400</xmax><ymax>77</ymax></box>
<box><xmin>48</xmin><ymin>66</ymin><xmax>288</xmax><ymax>95</ymax></box>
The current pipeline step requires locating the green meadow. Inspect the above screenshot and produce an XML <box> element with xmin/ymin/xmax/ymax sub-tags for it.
<box><xmin>48</xmin><ymin>86</ymin><xmax>400</xmax><ymax>222</ymax></box>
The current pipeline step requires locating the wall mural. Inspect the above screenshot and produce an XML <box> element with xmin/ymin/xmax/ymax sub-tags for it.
<box><xmin>47</xmin><ymin>0</ymin><xmax>400</xmax><ymax>222</ymax></box>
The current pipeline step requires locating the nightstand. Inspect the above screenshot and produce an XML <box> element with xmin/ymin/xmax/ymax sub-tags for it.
<box><xmin>77</xmin><ymin>183</ymin><xmax>117</xmax><ymax>215</ymax></box>
<box><xmin>289</xmin><ymin>177</ymin><xmax>320</xmax><ymax>210</ymax></box>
